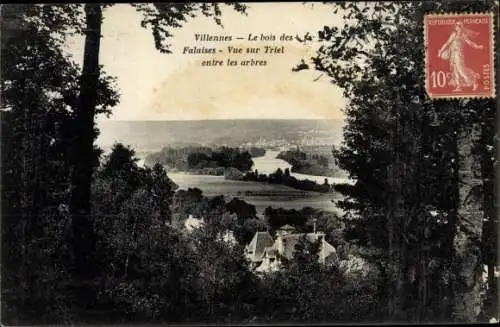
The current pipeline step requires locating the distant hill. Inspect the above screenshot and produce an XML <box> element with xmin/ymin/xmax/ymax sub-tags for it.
<box><xmin>96</xmin><ymin>119</ymin><xmax>345</xmax><ymax>153</ymax></box>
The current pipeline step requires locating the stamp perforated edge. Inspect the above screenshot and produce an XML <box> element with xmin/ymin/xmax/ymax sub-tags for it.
<box><xmin>423</xmin><ymin>12</ymin><xmax>496</xmax><ymax>100</ymax></box>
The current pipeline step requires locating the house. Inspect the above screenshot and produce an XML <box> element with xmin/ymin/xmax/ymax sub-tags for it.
<box><xmin>256</xmin><ymin>246</ymin><xmax>280</xmax><ymax>273</ymax></box>
<box><xmin>244</xmin><ymin>231</ymin><xmax>274</xmax><ymax>268</ymax></box>
<box><xmin>246</xmin><ymin>225</ymin><xmax>338</xmax><ymax>273</ymax></box>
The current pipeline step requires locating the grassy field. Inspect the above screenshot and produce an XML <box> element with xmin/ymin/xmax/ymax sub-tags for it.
<box><xmin>168</xmin><ymin>172</ymin><xmax>342</xmax><ymax>214</ymax></box>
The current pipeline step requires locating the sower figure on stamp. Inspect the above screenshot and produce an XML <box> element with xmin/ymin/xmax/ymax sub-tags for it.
<box><xmin>438</xmin><ymin>21</ymin><xmax>484</xmax><ymax>92</ymax></box>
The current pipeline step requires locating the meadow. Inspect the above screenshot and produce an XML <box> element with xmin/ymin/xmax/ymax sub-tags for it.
<box><xmin>168</xmin><ymin>172</ymin><xmax>341</xmax><ymax>214</ymax></box>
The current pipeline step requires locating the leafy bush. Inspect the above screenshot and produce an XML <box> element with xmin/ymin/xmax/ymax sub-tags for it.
<box><xmin>255</xmin><ymin>237</ymin><xmax>381</xmax><ymax>323</ymax></box>
<box><xmin>2</xmin><ymin>207</ymin><xmax>75</xmax><ymax>324</ymax></box>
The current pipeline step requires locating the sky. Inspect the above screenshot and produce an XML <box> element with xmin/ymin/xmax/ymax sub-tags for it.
<box><xmin>65</xmin><ymin>2</ymin><xmax>347</xmax><ymax>121</ymax></box>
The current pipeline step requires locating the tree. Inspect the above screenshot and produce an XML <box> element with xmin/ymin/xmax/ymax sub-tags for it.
<box><xmin>225</xmin><ymin>198</ymin><xmax>257</xmax><ymax>224</ymax></box>
<box><xmin>100</xmin><ymin>143</ymin><xmax>141</xmax><ymax>191</ymax></box>
<box><xmin>1</xmin><ymin>4</ymin><xmax>118</xmax><ymax>323</ymax></box>
<box><xmin>60</xmin><ymin>2</ymin><xmax>247</xmax><ymax>278</ymax></box>
<box><xmin>233</xmin><ymin>151</ymin><xmax>254</xmax><ymax>171</ymax></box>
<box><xmin>148</xmin><ymin>163</ymin><xmax>177</xmax><ymax>223</ymax></box>
<box><xmin>256</xmin><ymin>235</ymin><xmax>379</xmax><ymax>323</ymax></box>
<box><xmin>2</xmin><ymin>2</ymin><xmax>250</xmax><ymax>323</ymax></box>
<box><xmin>234</xmin><ymin>218</ymin><xmax>268</xmax><ymax>245</ymax></box>
<box><xmin>297</xmin><ymin>1</ymin><xmax>498</xmax><ymax>322</ymax></box>
<box><xmin>95</xmin><ymin>143</ymin><xmax>177</xmax><ymax>224</ymax></box>
<box><xmin>97</xmin><ymin>220</ymin><xmax>200</xmax><ymax>322</ymax></box>
<box><xmin>187</xmin><ymin>152</ymin><xmax>210</xmax><ymax>168</ymax></box>
<box><xmin>478</xmin><ymin>100</ymin><xmax>498</xmax><ymax>318</ymax></box>
<box><xmin>69</xmin><ymin>4</ymin><xmax>103</xmax><ymax>279</ymax></box>
<box><xmin>189</xmin><ymin>228</ymin><xmax>259</xmax><ymax>322</ymax></box>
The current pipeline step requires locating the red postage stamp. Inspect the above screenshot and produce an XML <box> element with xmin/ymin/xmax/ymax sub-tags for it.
<box><xmin>424</xmin><ymin>13</ymin><xmax>495</xmax><ymax>99</ymax></box>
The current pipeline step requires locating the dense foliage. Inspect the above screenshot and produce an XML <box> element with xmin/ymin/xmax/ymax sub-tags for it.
<box><xmin>295</xmin><ymin>0</ymin><xmax>498</xmax><ymax>322</ymax></box>
<box><xmin>264</xmin><ymin>206</ymin><xmax>342</xmax><ymax>239</ymax></box>
<box><xmin>243</xmin><ymin>146</ymin><xmax>266</xmax><ymax>158</ymax></box>
<box><xmin>239</xmin><ymin>168</ymin><xmax>332</xmax><ymax>193</ymax></box>
<box><xmin>170</xmin><ymin>186</ymin><xmax>267</xmax><ymax>245</ymax></box>
<box><xmin>1</xmin><ymin>4</ymin><xmax>118</xmax><ymax>322</ymax></box>
<box><xmin>5</xmin><ymin>140</ymin><xmax>376</xmax><ymax>323</ymax></box>
<box><xmin>256</xmin><ymin>236</ymin><xmax>381</xmax><ymax>323</ymax></box>
<box><xmin>145</xmin><ymin>145</ymin><xmax>255</xmax><ymax>172</ymax></box>
<box><xmin>277</xmin><ymin>149</ymin><xmax>340</xmax><ymax>176</ymax></box>
<box><xmin>90</xmin><ymin>149</ymin><xmax>379</xmax><ymax>323</ymax></box>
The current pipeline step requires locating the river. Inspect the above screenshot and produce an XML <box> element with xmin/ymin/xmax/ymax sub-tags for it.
<box><xmin>138</xmin><ymin>150</ymin><xmax>352</xmax><ymax>188</ymax></box>
<box><xmin>251</xmin><ymin>150</ymin><xmax>353</xmax><ymax>185</ymax></box>
<box><xmin>136</xmin><ymin>149</ymin><xmax>352</xmax><ymax>214</ymax></box>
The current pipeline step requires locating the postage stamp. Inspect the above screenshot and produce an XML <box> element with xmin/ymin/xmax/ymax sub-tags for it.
<box><xmin>424</xmin><ymin>12</ymin><xmax>495</xmax><ymax>99</ymax></box>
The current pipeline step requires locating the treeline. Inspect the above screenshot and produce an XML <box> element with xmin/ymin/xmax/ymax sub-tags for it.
<box><xmin>264</xmin><ymin>207</ymin><xmax>343</xmax><ymax>241</ymax></box>
<box><xmin>304</xmin><ymin>1</ymin><xmax>499</xmax><ymax>323</ymax></box>
<box><xmin>277</xmin><ymin>149</ymin><xmax>340</xmax><ymax>176</ymax></box>
<box><xmin>242</xmin><ymin>146</ymin><xmax>266</xmax><ymax>158</ymax></box>
<box><xmin>145</xmin><ymin>145</ymin><xmax>262</xmax><ymax>173</ymax></box>
<box><xmin>145</xmin><ymin>146</ymin><xmax>212</xmax><ymax>170</ymax></box>
<box><xmin>238</xmin><ymin>168</ymin><xmax>332</xmax><ymax>193</ymax></box>
<box><xmin>171</xmin><ymin>187</ymin><xmax>268</xmax><ymax>245</ymax></box>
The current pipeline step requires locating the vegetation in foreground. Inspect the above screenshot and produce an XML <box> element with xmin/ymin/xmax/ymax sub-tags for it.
<box><xmin>2</xmin><ymin>143</ymin><xmax>380</xmax><ymax>324</ymax></box>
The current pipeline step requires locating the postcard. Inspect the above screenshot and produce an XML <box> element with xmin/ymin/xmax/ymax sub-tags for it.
<box><xmin>1</xmin><ymin>1</ymin><xmax>498</xmax><ymax>325</ymax></box>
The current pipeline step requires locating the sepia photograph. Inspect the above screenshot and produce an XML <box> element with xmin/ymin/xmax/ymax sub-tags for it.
<box><xmin>1</xmin><ymin>1</ymin><xmax>499</xmax><ymax>325</ymax></box>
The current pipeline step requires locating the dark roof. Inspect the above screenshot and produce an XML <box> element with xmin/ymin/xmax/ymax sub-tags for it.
<box><xmin>320</xmin><ymin>239</ymin><xmax>338</xmax><ymax>263</ymax></box>
<box><xmin>246</xmin><ymin>232</ymin><xmax>274</xmax><ymax>262</ymax></box>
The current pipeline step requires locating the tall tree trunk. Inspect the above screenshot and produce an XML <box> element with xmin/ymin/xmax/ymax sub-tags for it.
<box><xmin>480</xmin><ymin>104</ymin><xmax>497</xmax><ymax>319</ymax></box>
<box><xmin>412</xmin><ymin>110</ymin><xmax>427</xmax><ymax>322</ymax></box>
<box><xmin>443</xmin><ymin>129</ymin><xmax>460</xmax><ymax>318</ymax></box>
<box><xmin>452</xmin><ymin>123</ymin><xmax>484</xmax><ymax>322</ymax></box>
<box><xmin>69</xmin><ymin>3</ymin><xmax>102</xmax><ymax>278</ymax></box>
<box><xmin>386</xmin><ymin>99</ymin><xmax>406</xmax><ymax>321</ymax></box>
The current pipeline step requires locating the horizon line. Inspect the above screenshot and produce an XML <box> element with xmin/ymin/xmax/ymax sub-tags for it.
<box><xmin>97</xmin><ymin>118</ymin><xmax>345</xmax><ymax>122</ymax></box>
